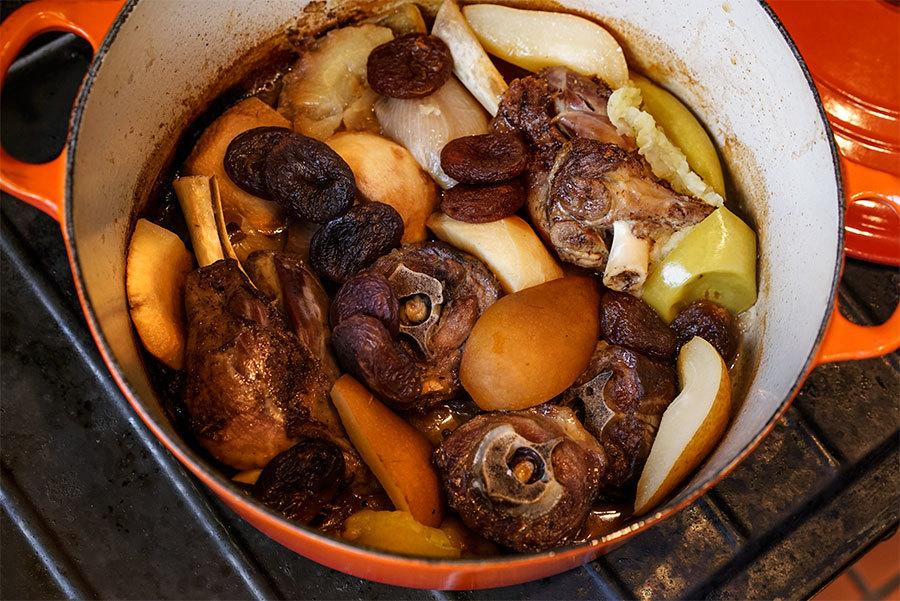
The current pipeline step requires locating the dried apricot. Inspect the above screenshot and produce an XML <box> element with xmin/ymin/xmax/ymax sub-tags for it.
<box><xmin>440</xmin><ymin>133</ymin><xmax>528</xmax><ymax>184</ymax></box>
<box><xmin>440</xmin><ymin>179</ymin><xmax>525</xmax><ymax>223</ymax></box>
<box><xmin>367</xmin><ymin>33</ymin><xmax>453</xmax><ymax>99</ymax></box>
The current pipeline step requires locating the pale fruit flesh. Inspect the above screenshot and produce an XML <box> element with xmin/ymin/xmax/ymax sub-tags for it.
<box><xmin>634</xmin><ymin>336</ymin><xmax>732</xmax><ymax>515</ymax></box>
<box><xmin>326</xmin><ymin>131</ymin><xmax>438</xmax><ymax>243</ymax></box>
<box><xmin>426</xmin><ymin>213</ymin><xmax>563</xmax><ymax>293</ymax></box>
<box><xmin>330</xmin><ymin>375</ymin><xmax>444</xmax><ymax>527</ymax></box>
<box><xmin>460</xmin><ymin>275</ymin><xmax>600</xmax><ymax>410</ymax></box>
<box><xmin>126</xmin><ymin>219</ymin><xmax>195</xmax><ymax>370</ymax></box>
<box><xmin>631</xmin><ymin>73</ymin><xmax>725</xmax><ymax>199</ymax></box>
<box><xmin>462</xmin><ymin>4</ymin><xmax>628</xmax><ymax>89</ymax></box>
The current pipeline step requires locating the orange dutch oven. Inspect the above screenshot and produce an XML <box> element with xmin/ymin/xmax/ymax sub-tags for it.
<box><xmin>1</xmin><ymin>0</ymin><xmax>898</xmax><ymax>589</ymax></box>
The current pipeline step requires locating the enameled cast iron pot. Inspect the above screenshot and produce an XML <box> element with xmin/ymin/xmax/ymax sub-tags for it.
<box><xmin>2</xmin><ymin>0</ymin><xmax>899</xmax><ymax>589</ymax></box>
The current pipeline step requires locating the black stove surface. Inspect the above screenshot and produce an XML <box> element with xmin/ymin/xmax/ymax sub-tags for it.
<box><xmin>1</xmin><ymin>21</ymin><xmax>898</xmax><ymax>601</ymax></box>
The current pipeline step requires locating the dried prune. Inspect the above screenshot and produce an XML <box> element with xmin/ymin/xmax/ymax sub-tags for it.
<box><xmin>253</xmin><ymin>438</ymin><xmax>345</xmax><ymax>524</ymax></box>
<box><xmin>309</xmin><ymin>202</ymin><xmax>404</xmax><ymax>283</ymax></box>
<box><xmin>332</xmin><ymin>313</ymin><xmax>422</xmax><ymax>409</ymax></box>
<box><xmin>263</xmin><ymin>131</ymin><xmax>356</xmax><ymax>223</ymax></box>
<box><xmin>440</xmin><ymin>179</ymin><xmax>525</xmax><ymax>223</ymax></box>
<box><xmin>440</xmin><ymin>133</ymin><xmax>528</xmax><ymax>184</ymax></box>
<box><xmin>330</xmin><ymin>272</ymin><xmax>400</xmax><ymax>336</ymax></box>
<box><xmin>223</xmin><ymin>126</ymin><xmax>292</xmax><ymax>197</ymax></box>
<box><xmin>599</xmin><ymin>290</ymin><xmax>678</xmax><ymax>361</ymax></box>
<box><xmin>670</xmin><ymin>300</ymin><xmax>740</xmax><ymax>363</ymax></box>
<box><xmin>367</xmin><ymin>33</ymin><xmax>453</xmax><ymax>99</ymax></box>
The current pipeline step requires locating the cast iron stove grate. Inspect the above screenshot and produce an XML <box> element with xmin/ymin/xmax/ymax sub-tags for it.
<box><xmin>1</xmin><ymin>26</ymin><xmax>897</xmax><ymax>601</ymax></box>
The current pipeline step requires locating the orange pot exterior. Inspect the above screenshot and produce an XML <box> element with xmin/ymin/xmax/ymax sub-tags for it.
<box><xmin>1</xmin><ymin>0</ymin><xmax>898</xmax><ymax>590</ymax></box>
<box><xmin>0</xmin><ymin>0</ymin><xmax>124</xmax><ymax>221</ymax></box>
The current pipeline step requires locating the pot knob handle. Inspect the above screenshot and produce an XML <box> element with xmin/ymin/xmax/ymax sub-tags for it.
<box><xmin>814</xmin><ymin>157</ymin><xmax>900</xmax><ymax>366</ymax></box>
<box><xmin>0</xmin><ymin>0</ymin><xmax>124</xmax><ymax>223</ymax></box>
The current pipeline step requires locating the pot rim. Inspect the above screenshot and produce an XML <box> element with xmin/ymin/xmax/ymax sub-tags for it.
<box><xmin>60</xmin><ymin>0</ymin><xmax>845</xmax><ymax>582</ymax></box>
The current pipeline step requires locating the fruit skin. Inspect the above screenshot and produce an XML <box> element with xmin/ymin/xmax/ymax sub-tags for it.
<box><xmin>633</xmin><ymin>336</ymin><xmax>731</xmax><ymax>515</ymax></box>
<box><xmin>641</xmin><ymin>207</ymin><xmax>757</xmax><ymax>323</ymax></box>
<box><xmin>462</xmin><ymin>4</ymin><xmax>628</xmax><ymax>89</ymax></box>
<box><xmin>329</xmin><ymin>375</ymin><xmax>444</xmax><ymax>527</ymax></box>
<box><xmin>631</xmin><ymin>73</ymin><xmax>725</xmax><ymax>199</ymax></box>
<box><xmin>426</xmin><ymin>213</ymin><xmax>563</xmax><ymax>293</ymax></box>
<box><xmin>342</xmin><ymin>510</ymin><xmax>461</xmax><ymax>558</ymax></box>
<box><xmin>126</xmin><ymin>219</ymin><xmax>194</xmax><ymax>370</ymax></box>
<box><xmin>460</xmin><ymin>276</ymin><xmax>600</xmax><ymax>410</ymax></box>
<box><xmin>326</xmin><ymin>131</ymin><xmax>438</xmax><ymax>243</ymax></box>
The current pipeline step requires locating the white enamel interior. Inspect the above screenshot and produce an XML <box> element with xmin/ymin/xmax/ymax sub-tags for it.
<box><xmin>68</xmin><ymin>0</ymin><xmax>840</xmax><ymax>546</ymax></box>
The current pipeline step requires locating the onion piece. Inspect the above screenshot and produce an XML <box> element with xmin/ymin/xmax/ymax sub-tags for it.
<box><xmin>375</xmin><ymin>77</ymin><xmax>490</xmax><ymax>189</ymax></box>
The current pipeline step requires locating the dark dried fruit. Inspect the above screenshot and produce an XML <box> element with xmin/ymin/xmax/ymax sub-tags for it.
<box><xmin>440</xmin><ymin>179</ymin><xmax>525</xmax><ymax>223</ymax></box>
<box><xmin>331</xmin><ymin>243</ymin><xmax>503</xmax><ymax>410</ymax></box>
<box><xmin>367</xmin><ymin>33</ymin><xmax>453</xmax><ymax>99</ymax></box>
<box><xmin>309</xmin><ymin>202</ymin><xmax>404</xmax><ymax>283</ymax></box>
<box><xmin>670</xmin><ymin>300</ymin><xmax>741</xmax><ymax>363</ymax></box>
<box><xmin>224</xmin><ymin>126</ymin><xmax>292</xmax><ymax>197</ymax></box>
<box><xmin>332</xmin><ymin>314</ymin><xmax>422</xmax><ymax>408</ymax></box>
<box><xmin>330</xmin><ymin>272</ymin><xmax>400</xmax><ymax>337</ymax></box>
<box><xmin>263</xmin><ymin>131</ymin><xmax>356</xmax><ymax>223</ymax></box>
<box><xmin>599</xmin><ymin>290</ymin><xmax>678</xmax><ymax>361</ymax></box>
<box><xmin>253</xmin><ymin>438</ymin><xmax>345</xmax><ymax>524</ymax></box>
<box><xmin>440</xmin><ymin>133</ymin><xmax>528</xmax><ymax>184</ymax></box>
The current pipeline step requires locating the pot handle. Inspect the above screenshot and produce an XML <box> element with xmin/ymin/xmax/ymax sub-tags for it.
<box><xmin>814</xmin><ymin>157</ymin><xmax>900</xmax><ymax>366</ymax></box>
<box><xmin>0</xmin><ymin>0</ymin><xmax>124</xmax><ymax>223</ymax></box>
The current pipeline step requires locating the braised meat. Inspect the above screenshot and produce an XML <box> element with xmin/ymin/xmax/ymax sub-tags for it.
<box><xmin>434</xmin><ymin>405</ymin><xmax>605</xmax><ymax>552</ymax></box>
<box><xmin>534</xmin><ymin>138</ymin><xmax>714</xmax><ymax>270</ymax></box>
<box><xmin>492</xmin><ymin>67</ymin><xmax>714</xmax><ymax>274</ymax></box>
<box><xmin>558</xmin><ymin>341</ymin><xmax>676</xmax><ymax>489</ymax></box>
<box><xmin>183</xmin><ymin>259</ymin><xmax>337</xmax><ymax>470</ymax></box>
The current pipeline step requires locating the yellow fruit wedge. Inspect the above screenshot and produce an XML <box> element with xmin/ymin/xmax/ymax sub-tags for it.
<box><xmin>462</xmin><ymin>4</ymin><xmax>628</xmax><ymax>89</ymax></box>
<box><xmin>343</xmin><ymin>510</ymin><xmax>461</xmax><ymax>558</ymax></box>
<box><xmin>426</xmin><ymin>213</ymin><xmax>563</xmax><ymax>293</ymax></box>
<box><xmin>330</xmin><ymin>375</ymin><xmax>444</xmax><ymax>527</ymax></box>
<box><xmin>642</xmin><ymin>207</ymin><xmax>757</xmax><ymax>323</ymax></box>
<box><xmin>460</xmin><ymin>276</ymin><xmax>600</xmax><ymax>410</ymax></box>
<box><xmin>126</xmin><ymin>219</ymin><xmax>194</xmax><ymax>370</ymax></box>
<box><xmin>631</xmin><ymin>73</ymin><xmax>725</xmax><ymax>198</ymax></box>
<box><xmin>634</xmin><ymin>337</ymin><xmax>731</xmax><ymax>515</ymax></box>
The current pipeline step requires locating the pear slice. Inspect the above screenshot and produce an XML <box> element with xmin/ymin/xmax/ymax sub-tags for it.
<box><xmin>634</xmin><ymin>336</ymin><xmax>731</xmax><ymax>515</ymax></box>
<box><xmin>426</xmin><ymin>213</ymin><xmax>563</xmax><ymax>293</ymax></box>
<box><xmin>431</xmin><ymin>0</ymin><xmax>508</xmax><ymax>116</ymax></box>
<box><xmin>126</xmin><ymin>219</ymin><xmax>194</xmax><ymax>370</ymax></box>
<box><xmin>462</xmin><ymin>4</ymin><xmax>628</xmax><ymax>89</ymax></box>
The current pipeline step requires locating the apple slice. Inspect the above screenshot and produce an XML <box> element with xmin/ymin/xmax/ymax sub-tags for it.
<box><xmin>426</xmin><ymin>213</ymin><xmax>563</xmax><ymax>293</ymax></box>
<box><xmin>126</xmin><ymin>219</ymin><xmax>194</xmax><ymax>370</ymax></box>
<box><xmin>634</xmin><ymin>336</ymin><xmax>732</xmax><ymax>515</ymax></box>
<box><xmin>330</xmin><ymin>375</ymin><xmax>444</xmax><ymax>527</ymax></box>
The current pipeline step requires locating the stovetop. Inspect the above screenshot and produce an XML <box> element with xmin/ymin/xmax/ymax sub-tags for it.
<box><xmin>1</xmin><ymin>12</ymin><xmax>898</xmax><ymax>601</ymax></box>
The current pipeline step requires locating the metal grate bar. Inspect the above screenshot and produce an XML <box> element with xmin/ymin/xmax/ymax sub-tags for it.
<box><xmin>0</xmin><ymin>466</ymin><xmax>99</xmax><ymax>600</ymax></box>
<box><xmin>0</xmin><ymin>211</ymin><xmax>282</xmax><ymax>601</ymax></box>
